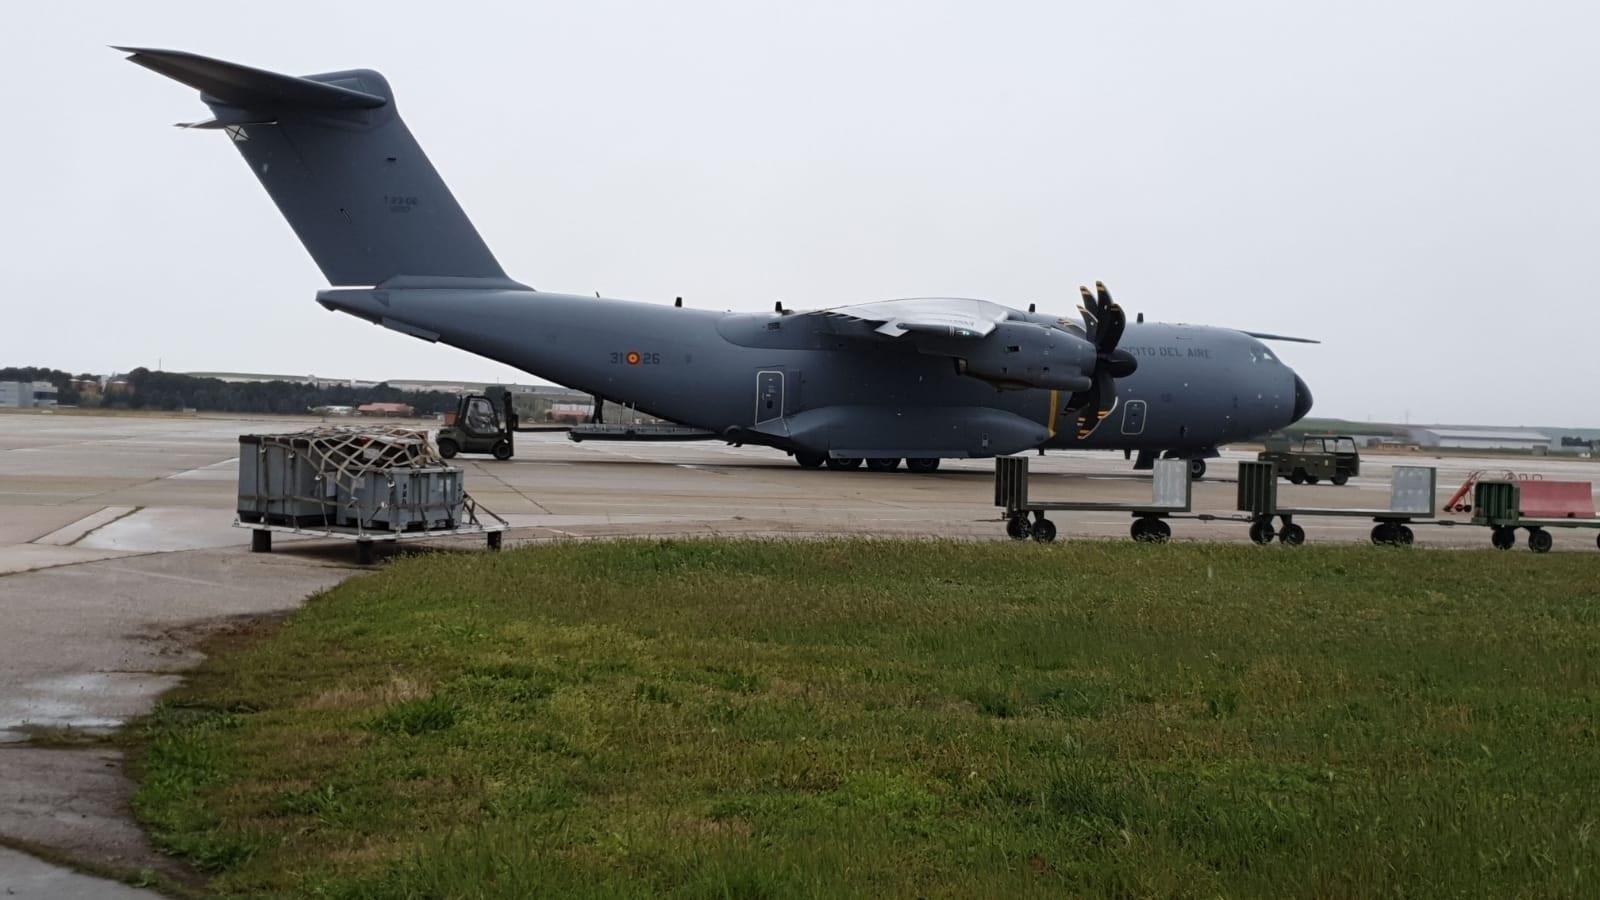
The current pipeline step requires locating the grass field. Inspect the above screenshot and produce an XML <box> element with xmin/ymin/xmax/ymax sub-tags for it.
<box><xmin>132</xmin><ymin>540</ymin><xmax>1600</xmax><ymax>898</ymax></box>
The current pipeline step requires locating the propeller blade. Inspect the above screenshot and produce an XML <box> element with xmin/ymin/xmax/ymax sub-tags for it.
<box><xmin>1078</xmin><ymin>286</ymin><xmax>1098</xmax><ymax>335</ymax></box>
<box><xmin>1094</xmin><ymin>281</ymin><xmax>1125</xmax><ymax>351</ymax></box>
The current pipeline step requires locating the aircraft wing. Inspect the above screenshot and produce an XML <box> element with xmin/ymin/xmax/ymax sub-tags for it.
<box><xmin>806</xmin><ymin>297</ymin><xmax>1014</xmax><ymax>338</ymax></box>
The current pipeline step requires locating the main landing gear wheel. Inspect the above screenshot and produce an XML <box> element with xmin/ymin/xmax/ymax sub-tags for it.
<box><xmin>1031</xmin><ymin>517</ymin><xmax>1057</xmax><ymax>543</ymax></box>
<box><xmin>1131</xmin><ymin>517</ymin><xmax>1171</xmax><ymax>543</ymax></box>
<box><xmin>1188</xmin><ymin>458</ymin><xmax>1207</xmax><ymax>480</ymax></box>
<box><xmin>1528</xmin><ymin>529</ymin><xmax>1553</xmax><ymax>554</ymax></box>
<box><xmin>795</xmin><ymin>452</ymin><xmax>826</xmax><ymax>469</ymax></box>
<box><xmin>437</xmin><ymin>438</ymin><xmax>459</xmax><ymax>459</ymax></box>
<box><xmin>1248</xmin><ymin>521</ymin><xmax>1275</xmax><ymax>545</ymax></box>
<box><xmin>866</xmin><ymin>458</ymin><xmax>902</xmax><ymax>472</ymax></box>
<box><xmin>1279</xmin><ymin>522</ymin><xmax>1306</xmax><ymax>546</ymax></box>
<box><xmin>491</xmin><ymin>440</ymin><xmax>513</xmax><ymax>460</ymax></box>
<box><xmin>906</xmin><ymin>458</ymin><xmax>941</xmax><ymax>473</ymax></box>
<box><xmin>1006</xmin><ymin>516</ymin><xmax>1031</xmax><ymax>541</ymax></box>
<box><xmin>1490</xmin><ymin>526</ymin><xmax>1516</xmax><ymax>550</ymax></box>
<box><xmin>825</xmin><ymin>457</ymin><xmax>863</xmax><ymax>470</ymax></box>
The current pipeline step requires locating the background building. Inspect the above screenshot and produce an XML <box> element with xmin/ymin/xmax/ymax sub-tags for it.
<box><xmin>0</xmin><ymin>381</ymin><xmax>58</xmax><ymax>408</ymax></box>
<box><xmin>1407</xmin><ymin>427</ymin><xmax>1553</xmax><ymax>452</ymax></box>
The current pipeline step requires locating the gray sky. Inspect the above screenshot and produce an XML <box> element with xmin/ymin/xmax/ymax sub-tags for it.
<box><xmin>3</xmin><ymin>1</ymin><xmax>1596</xmax><ymax>425</ymax></box>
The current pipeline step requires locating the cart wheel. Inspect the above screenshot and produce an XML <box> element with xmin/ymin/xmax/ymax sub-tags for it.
<box><xmin>1290</xmin><ymin>469</ymin><xmax>1306</xmax><ymax>485</ymax></box>
<box><xmin>1006</xmin><ymin>516</ymin><xmax>1031</xmax><ymax>541</ymax></box>
<box><xmin>1332</xmin><ymin>474</ymin><xmax>1349</xmax><ymax>486</ymax></box>
<box><xmin>487</xmin><ymin>531</ymin><xmax>503</xmax><ymax>552</ymax></box>
<box><xmin>1370</xmin><ymin>523</ymin><xmax>1392</xmax><ymax>546</ymax></box>
<box><xmin>492</xmin><ymin>440</ymin><xmax>513</xmax><ymax>460</ymax></box>
<box><xmin>1151</xmin><ymin>518</ymin><xmax>1172</xmax><ymax>543</ymax></box>
<box><xmin>251</xmin><ymin>529</ymin><xmax>272</xmax><ymax>553</ymax></box>
<box><xmin>437</xmin><ymin>438</ymin><xmax>459</xmax><ymax>459</ymax></box>
<box><xmin>1031</xmin><ymin>518</ymin><xmax>1057</xmax><ymax>543</ymax></box>
<box><xmin>356</xmin><ymin>541</ymin><xmax>375</xmax><ymax>565</ymax></box>
<box><xmin>1279</xmin><ymin>523</ymin><xmax>1306</xmax><ymax>546</ymax></box>
<box><xmin>1249</xmin><ymin>521</ymin><xmax>1274</xmax><ymax>545</ymax></box>
<box><xmin>1528</xmin><ymin>529</ymin><xmax>1553</xmax><ymax>554</ymax></box>
<box><xmin>1490</xmin><ymin>526</ymin><xmax>1516</xmax><ymax>550</ymax></box>
<box><xmin>1397</xmin><ymin>525</ymin><xmax>1414</xmax><ymax>546</ymax></box>
<box><xmin>1130</xmin><ymin>518</ymin><xmax>1149</xmax><ymax>542</ymax></box>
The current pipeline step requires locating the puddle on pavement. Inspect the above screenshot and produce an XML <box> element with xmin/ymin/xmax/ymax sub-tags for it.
<box><xmin>0</xmin><ymin>672</ymin><xmax>181</xmax><ymax>734</ymax></box>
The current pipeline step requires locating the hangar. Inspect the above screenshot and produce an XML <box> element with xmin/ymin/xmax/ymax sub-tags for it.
<box><xmin>1409</xmin><ymin>427</ymin><xmax>1553</xmax><ymax>452</ymax></box>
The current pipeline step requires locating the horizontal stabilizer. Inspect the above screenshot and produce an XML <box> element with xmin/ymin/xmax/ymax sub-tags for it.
<box><xmin>115</xmin><ymin>46</ymin><xmax>386</xmax><ymax>111</ymax></box>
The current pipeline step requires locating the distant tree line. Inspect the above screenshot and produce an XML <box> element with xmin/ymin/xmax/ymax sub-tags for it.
<box><xmin>2</xmin><ymin>365</ymin><xmax>462</xmax><ymax>416</ymax></box>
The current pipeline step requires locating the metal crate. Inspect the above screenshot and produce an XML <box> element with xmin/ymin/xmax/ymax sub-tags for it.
<box><xmin>337</xmin><ymin>466</ymin><xmax>464</xmax><ymax>532</ymax></box>
<box><xmin>237</xmin><ymin>435</ymin><xmax>335</xmax><ymax>526</ymax></box>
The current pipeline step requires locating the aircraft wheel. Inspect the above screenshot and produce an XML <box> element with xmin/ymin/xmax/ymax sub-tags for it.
<box><xmin>825</xmin><ymin>457</ymin><xmax>863</xmax><ymax>470</ymax></box>
<box><xmin>795</xmin><ymin>452</ymin><xmax>826</xmax><ymax>469</ymax></box>
<box><xmin>1490</xmin><ymin>526</ymin><xmax>1516</xmax><ymax>550</ymax></box>
<box><xmin>437</xmin><ymin>438</ymin><xmax>459</xmax><ymax>459</ymax></box>
<box><xmin>906</xmin><ymin>458</ymin><xmax>941</xmax><ymax>473</ymax></box>
<box><xmin>1248</xmin><ymin>521</ymin><xmax>1274</xmax><ymax>545</ymax></box>
<box><xmin>1290</xmin><ymin>469</ymin><xmax>1306</xmax><ymax>485</ymax></box>
<box><xmin>1188</xmin><ymin>458</ymin><xmax>1207</xmax><ymax>480</ymax></box>
<box><xmin>1031</xmin><ymin>518</ymin><xmax>1057</xmax><ymax>543</ymax></box>
<box><xmin>491</xmin><ymin>440</ymin><xmax>513</xmax><ymax>460</ymax></box>
<box><xmin>866</xmin><ymin>458</ymin><xmax>902</xmax><ymax>472</ymax></box>
<box><xmin>1279</xmin><ymin>522</ymin><xmax>1306</xmax><ymax>546</ymax></box>
<box><xmin>1332</xmin><ymin>474</ymin><xmax>1349</xmax><ymax>486</ymax></box>
<box><xmin>1528</xmin><ymin>529</ymin><xmax>1553</xmax><ymax>554</ymax></box>
<box><xmin>1006</xmin><ymin>516</ymin><xmax>1031</xmax><ymax>541</ymax></box>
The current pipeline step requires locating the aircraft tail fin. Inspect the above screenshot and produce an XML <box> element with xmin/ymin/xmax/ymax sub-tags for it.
<box><xmin>119</xmin><ymin>47</ymin><xmax>517</xmax><ymax>288</ymax></box>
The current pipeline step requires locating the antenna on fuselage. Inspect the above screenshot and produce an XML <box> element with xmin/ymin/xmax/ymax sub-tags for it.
<box><xmin>1137</xmin><ymin>312</ymin><xmax>1144</xmax><ymax>323</ymax></box>
<box><xmin>674</xmin><ymin>296</ymin><xmax>682</xmax><ymax>308</ymax></box>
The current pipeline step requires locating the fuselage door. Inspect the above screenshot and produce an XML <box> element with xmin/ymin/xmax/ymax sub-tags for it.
<box><xmin>755</xmin><ymin>370</ymin><xmax>784</xmax><ymax>424</ymax></box>
<box><xmin>1120</xmin><ymin>398</ymin><xmax>1147</xmax><ymax>436</ymax></box>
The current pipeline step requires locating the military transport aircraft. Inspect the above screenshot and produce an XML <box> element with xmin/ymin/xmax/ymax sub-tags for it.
<box><xmin>123</xmin><ymin>47</ymin><xmax>1314</xmax><ymax>478</ymax></box>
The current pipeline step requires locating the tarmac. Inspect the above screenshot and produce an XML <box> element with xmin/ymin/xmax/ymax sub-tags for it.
<box><xmin>1</xmin><ymin>409</ymin><xmax>1597</xmax><ymax>894</ymax></box>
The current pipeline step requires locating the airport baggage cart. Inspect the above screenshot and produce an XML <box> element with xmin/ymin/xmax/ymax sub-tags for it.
<box><xmin>1470</xmin><ymin>480</ymin><xmax>1600</xmax><ymax>554</ymax></box>
<box><xmin>995</xmin><ymin>456</ymin><xmax>1215</xmax><ymax>543</ymax></box>
<box><xmin>1236</xmin><ymin>461</ymin><xmax>1435</xmax><ymax>546</ymax></box>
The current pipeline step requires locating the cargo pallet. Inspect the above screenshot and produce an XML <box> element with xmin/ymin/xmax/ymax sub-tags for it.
<box><xmin>238</xmin><ymin>493</ymin><xmax>507</xmax><ymax>565</ymax></box>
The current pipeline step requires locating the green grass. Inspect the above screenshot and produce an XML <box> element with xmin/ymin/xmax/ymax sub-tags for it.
<box><xmin>130</xmin><ymin>540</ymin><xmax>1600</xmax><ymax>898</ymax></box>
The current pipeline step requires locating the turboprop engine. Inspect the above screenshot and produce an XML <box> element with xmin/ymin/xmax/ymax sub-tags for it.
<box><xmin>943</xmin><ymin>321</ymin><xmax>1098</xmax><ymax>392</ymax></box>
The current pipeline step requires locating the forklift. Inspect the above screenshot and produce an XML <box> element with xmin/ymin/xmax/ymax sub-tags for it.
<box><xmin>436</xmin><ymin>393</ymin><xmax>518</xmax><ymax>460</ymax></box>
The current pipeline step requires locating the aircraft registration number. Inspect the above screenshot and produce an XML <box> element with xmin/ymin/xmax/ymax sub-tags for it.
<box><xmin>610</xmin><ymin>351</ymin><xmax>662</xmax><ymax>366</ymax></box>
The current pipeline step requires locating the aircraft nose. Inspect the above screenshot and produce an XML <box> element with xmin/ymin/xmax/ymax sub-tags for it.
<box><xmin>1290</xmin><ymin>373</ymin><xmax>1313</xmax><ymax>424</ymax></box>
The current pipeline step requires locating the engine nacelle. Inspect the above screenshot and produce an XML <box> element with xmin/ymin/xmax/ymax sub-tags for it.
<box><xmin>947</xmin><ymin>322</ymin><xmax>1095</xmax><ymax>392</ymax></box>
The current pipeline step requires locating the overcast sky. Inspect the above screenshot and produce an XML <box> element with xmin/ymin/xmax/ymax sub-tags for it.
<box><xmin>2</xmin><ymin>1</ymin><xmax>1595</xmax><ymax>425</ymax></box>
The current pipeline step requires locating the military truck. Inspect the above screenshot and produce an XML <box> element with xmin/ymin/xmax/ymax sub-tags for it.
<box><xmin>1258</xmin><ymin>434</ymin><xmax>1361</xmax><ymax>485</ymax></box>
